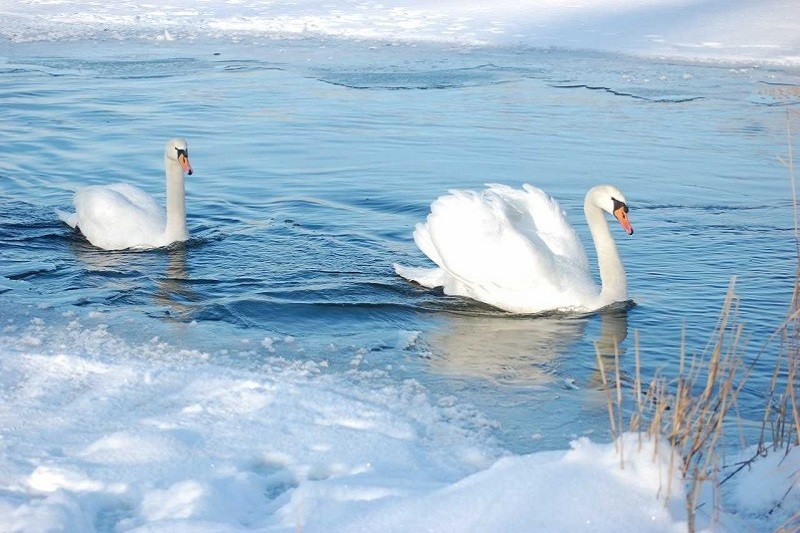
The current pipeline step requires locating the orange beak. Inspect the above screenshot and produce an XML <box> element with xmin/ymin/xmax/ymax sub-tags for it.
<box><xmin>614</xmin><ymin>206</ymin><xmax>633</xmax><ymax>235</ymax></box>
<box><xmin>178</xmin><ymin>153</ymin><xmax>193</xmax><ymax>176</ymax></box>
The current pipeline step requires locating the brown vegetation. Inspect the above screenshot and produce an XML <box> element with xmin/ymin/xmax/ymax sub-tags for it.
<box><xmin>597</xmin><ymin>108</ymin><xmax>799</xmax><ymax>532</ymax></box>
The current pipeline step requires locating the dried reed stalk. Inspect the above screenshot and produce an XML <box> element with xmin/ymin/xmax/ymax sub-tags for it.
<box><xmin>599</xmin><ymin>108</ymin><xmax>799</xmax><ymax>531</ymax></box>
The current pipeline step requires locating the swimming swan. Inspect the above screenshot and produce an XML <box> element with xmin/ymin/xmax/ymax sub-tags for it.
<box><xmin>394</xmin><ymin>184</ymin><xmax>633</xmax><ymax>314</ymax></box>
<box><xmin>57</xmin><ymin>138</ymin><xmax>193</xmax><ymax>251</ymax></box>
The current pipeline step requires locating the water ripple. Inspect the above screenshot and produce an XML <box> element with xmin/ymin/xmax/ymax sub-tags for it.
<box><xmin>1</xmin><ymin>40</ymin><xmax>796</xmax><ymax>454</ymax></box>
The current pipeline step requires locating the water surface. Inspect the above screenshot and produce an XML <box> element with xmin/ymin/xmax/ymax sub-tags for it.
<box><xmin>1</xmin><ymin>38</ymin><xmax>798</xmax><ymax>452</ymax></box>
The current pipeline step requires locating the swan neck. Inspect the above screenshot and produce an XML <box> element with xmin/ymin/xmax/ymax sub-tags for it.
<box><xmin>584</xmin><ymin>199</ymin><xmax>627</xmax><ymax>304</ymax></box>
<box><xmin>164</xmin><ymin>155</ymin><xmax>188</xmax><ymax>242</ymax></box>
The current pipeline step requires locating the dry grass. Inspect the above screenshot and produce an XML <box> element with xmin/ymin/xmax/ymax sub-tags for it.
<box><xmin>596</xmin><ymin>278</ymin><xmax>748</xmax><ymax>531</ymax></box>
<box><xmin>598</xmin><ymin>275</ymin><xmax>798</xmax><ymax>531</ymax></box>
<box><xmin>597</xmin><ymin>108</ymin><xmax>800</xmax><ymax>532</ymax></box>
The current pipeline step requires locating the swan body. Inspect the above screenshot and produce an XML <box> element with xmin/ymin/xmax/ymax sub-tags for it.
<box><xmin>394</xmin><ymin>184</ymin><xmax>633</xmax><ymax>314</ymax></box>
<box><xmin>57</xmin><ymin>138</ymin><xmax>193</xmax><ymax>251</ymax></box>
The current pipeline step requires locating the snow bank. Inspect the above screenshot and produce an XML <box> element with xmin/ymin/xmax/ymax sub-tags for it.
<box><xmin>0</xmin><ymin>314</ymin><xmax>694</xmax><ymax>532</ymax></box>
<box><xmin>727</xmin><ymin>444</ymin><xmax>800</xmax><ymax>528</ymax></box>
<box><xmin>2</xmin><ymin>0</ymin><xmax>799</xmax><ymax>64</ymax></box>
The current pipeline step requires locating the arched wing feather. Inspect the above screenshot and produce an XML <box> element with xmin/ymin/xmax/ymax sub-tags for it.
<box><xmin>73</xmin><ymin>184</ymin><xmax>165</xmax><ymax>250</ymax></box>
<box><xmin>419</xmin><ymin>184</ymin><xmax>591</xmax><ymax>293</ymax></box>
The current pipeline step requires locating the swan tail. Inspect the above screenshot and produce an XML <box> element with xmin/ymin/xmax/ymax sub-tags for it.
<box><xmin>411</xmin><ymin>221</ymin><xmax>444</xmax><ymax>267</ymax></box>
<box><xmin>55</xmin><ymin>208</ymin><xmax>79</xmax><ymax>229</ymax></box>
<box><xmin>393</xmin><ymin>263</ymin><xmax>447</xmax><ymax>289</ymax></box>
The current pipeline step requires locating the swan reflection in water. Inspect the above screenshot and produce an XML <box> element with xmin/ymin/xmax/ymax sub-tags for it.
<box><xmin>419</xmin><ymin>307</ymin><xmax>629</xmax><ymax>387</ymax></box>
<box><xmin>153</xmin><ymin>246</ymin><xmax>199</xmax><ymax>322</ymax></box>
<box><xmin>68</xmin><ymin>239</ymin><xmax>198</xmax><ymax>322</ymax></box>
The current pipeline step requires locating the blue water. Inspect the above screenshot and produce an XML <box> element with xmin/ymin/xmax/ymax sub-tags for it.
<box><xmin>1</xmin><ymin>38</ymin><xmax>798</xmax><ymax>452</ymax></box>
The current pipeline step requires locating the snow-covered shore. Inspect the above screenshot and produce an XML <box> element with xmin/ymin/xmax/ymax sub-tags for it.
<box><xmin>2</xmin><ymin>0</ymin><xmax>800</xmax><ymax>64</ymax></box>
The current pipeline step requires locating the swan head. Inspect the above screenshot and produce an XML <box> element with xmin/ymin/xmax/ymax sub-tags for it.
<box><xmin>165</xmin><ymin>138</ymin><xmax>193</xmax><ymax>176</ymax></box>
<box><xmin>587</xmin><ymin>184</ymin><xmax>633</xmax><ymax>235</ymax></box>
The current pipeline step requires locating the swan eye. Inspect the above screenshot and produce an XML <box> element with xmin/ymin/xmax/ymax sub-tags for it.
<box><xmin>175</xmin><ymin>148</ymin><xmax>188</xmax><ymax>158</ymax></box>
<box><xmin>612</xmin><ymin>197</ymin><xmax>628</xmax><ymax>213</ymax></box>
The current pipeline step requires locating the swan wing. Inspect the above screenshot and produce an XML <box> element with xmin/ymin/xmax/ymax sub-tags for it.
<box><xmin>421</xmin><ymin>189</ymin><xmax>545</xmax><ymax>288</ymax></box>
<box><xmin>72</xmin><ymin>184</ymin><xmax>166</xmax><ymax>250</ymax></box>
<box><xmin>404</xmin><ymin>184</ymin><xmax>596</xmax><ymax>312</ymax></box>
<box><xmin>516</xmin><ymin>183</ymin><xmax>590</xmax><ymax>271</ymax></box>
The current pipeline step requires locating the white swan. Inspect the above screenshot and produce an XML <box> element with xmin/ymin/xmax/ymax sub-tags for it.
<box><xmin>394</xmin><ymin>184</ymin><xmax>633</xmax><ymax>314</ymax></box>
<box><xmin>57</xmin><ymin>138</ymin><xmax>193</xmax><ymax>251</ymax></box>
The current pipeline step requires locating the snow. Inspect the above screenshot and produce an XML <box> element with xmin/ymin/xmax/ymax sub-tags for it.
<box><xmin>0</xmin><ymin>314</ymin><xmax>498</xmax><ymax>532</ymax></box>
<box><xmin>1</xmin><ymin>0</ymin><xmax>799</xmax><ymax>64</ymax></box>
<box><xmin>728</xmin><ymin>444</ymin><xmax>800</xmax><ymax>524</ymax></box>
<box><xmin>0</xmin><ymin>314</ymin><xmax>691</xmax><ymax>532</ymax></box>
